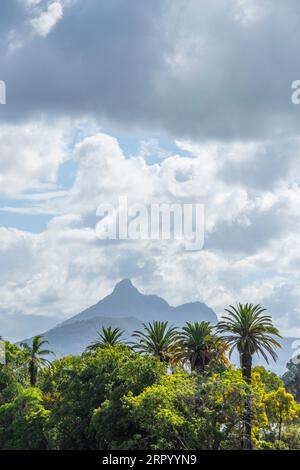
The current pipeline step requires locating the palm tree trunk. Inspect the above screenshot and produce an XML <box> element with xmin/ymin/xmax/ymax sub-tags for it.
<box><xmin>29</xmin><ymin>361</ymin><xmax>37</xmax><ymax>387</ymax></box>
<box><xmin>194</xmin><ymin>356</ymin><xmax>205</xmax><ymax>374</ymax></box>
<box><xmin>240</xmin><ymin>352</ymin><xmax>253</xmax><ymax>450</ymax></box>
<box><xmin>296</xmin><ymin>386</ymin><xmax>300</xmax><ymax>403</ymax></box>
<box><xmin>278</xmin><ymin>410</ymin><xmax>282</xmax><ymax>441</ymax></box>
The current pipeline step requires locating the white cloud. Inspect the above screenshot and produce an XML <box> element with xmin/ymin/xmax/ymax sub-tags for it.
<box><xmin>29</xmin><ymin>1</ymin><xmax>63</xmax><ymax>38</ymax></box>
<box><xmin>6</xmin><ymin>0</ymin><xmax>76</xmax><ymax>53</ymax></box>
<box><xmin>66</xmin><ymin>133</ymin><xmax>157</xmax><ymax>213</ymax></box>
<box><xmin>1</xmin><ymin>1</ymin><xmax>300</xmax><ymax>344</ymax></box>
<box><xmin>0</xmin><ymin>120</ymin><xmax>71</xmax><ymax>196</ymax></box>
<box><xmin>1</xmin><ymin>123</ymin><xmax>300</xmax><ymax>339</ymax></box>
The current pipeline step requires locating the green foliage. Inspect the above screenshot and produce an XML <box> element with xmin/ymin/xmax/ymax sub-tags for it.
<box><xmin>282</xmin><ymin>359</ymin><xmax>300</xmax><ymax>402</ymax></box>
<box><xmin>178</xmin><ymin>321</ymin><xmax>229</xmax><ymax>373</ymax></box>
<box><xmin>257</xmin><ymin>440</ymin><xmax>289</xmax><ymax>450</ymax></box>
<box><xmin>280</xmin><ymin>424</ymin><xmax>300</xmax><ymax>449</ymax></box>
<box><xmin>217</xmin><ymin>303</ymin><xmax>282</xmax><ymax>367</ymax></box>
<box><xmin>265</xmin><ymin>387</ymin><xmax>298</xmax><ymax>439</ymax></box>
<box><xmin>123</xmin><ymin>372</ymin><xmax>197</xmax><ymax>449</ymax></box>
<box><xmin>0</xmin><ymin>385</ymin><xmax>49</xmax><ymax>449</ymax></box>
<box><xmin>86</xmin><ymin>326</ymin><xmax>124</xmax><ymax>352</ymax></box>
<box><xmin>195</xmin><ymin>368</ymin><xmax>250</xmax><ymax>449</ymax></box>
<box><xmin>89</xmin><ymin>349</ymin><xmax>166</xmax><ymax>449</ymax></box>
<box><xmin>21</xmin><ymin>335</ymin><xmax>54</xmax><ymax>386</ymax></box>
<box><xmin>0</xmin><ymin>342</ymin><xmax>27</xmax><ymax>404</ymax></box>
<box><xmin>44</xmin><ymin>345</ymin><xmax>165</xmax><ymax>449</ymax></box>
<box><xmin>217</xmin><ymin>304</ymin><xmax>282</xmax><ymax>449</ymax></box>
<box><xmin>0</xmin><ymin>316</ymin><xmax>297</xmax><ymax>451</ymax></box>
<box><xmin>252</xmin><ymin>366</ymin><xmax>283</xmax><ymax>392</ymax></box>
<box><xmin>132</xmin><ymin>321</ymin><xmax>179</xmax><ymax>364</ymax></box>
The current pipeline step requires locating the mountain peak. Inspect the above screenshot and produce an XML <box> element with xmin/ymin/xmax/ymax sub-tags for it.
<box><xmin>61</xmin><ymin>279</ymin><xmax>218</xmax><ymax>330</ymax></box>
<box><xmin>39</xmin><ymin>281</ymin><xmax>220</xmax><ymax>358</ymax></box>
<box><xmin>113</xmin><ymin>279</ymin><xmax>137</xmax><ymax>293</ymax></box>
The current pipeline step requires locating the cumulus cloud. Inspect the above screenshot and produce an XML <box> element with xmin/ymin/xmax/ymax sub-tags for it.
<box><xmin>5</xmin><ymin>0</ymin><xmax>75</xmax><ymax>53</ymax></box>
<box><xmin>29</xmin><ymin>1</ymin><xmax>63</xmax><ymax>38</ymax></box>
<box><xmin>1</xmin><ymin>1</ymin><xmax>300</xmax><ymax>341</ymax></box>
<box><xmin>0</xmin><ymin>125</ymin><xmax>299</xmax><ymax>340</ymax></box>
<box><xmin>0</xmin><ymin>120</ymin><xmax>72</xmax><ymax>195</ymax></box>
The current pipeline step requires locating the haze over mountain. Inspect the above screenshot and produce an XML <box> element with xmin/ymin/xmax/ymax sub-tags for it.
<box><xmin>0</xmin><ymin>312</ymin><xmax>61</xmax><ymax>343</ymax></box>
<box><xmin>22</xmin><ymin>279</ymin><xmax>217</xmax><ymax>357</ymax></box>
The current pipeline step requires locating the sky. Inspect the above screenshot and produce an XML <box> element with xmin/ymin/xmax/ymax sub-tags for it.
<box><xmin>1</xmin><ymin>0</ymin><xmax>300</xmax><ymax>340</ymax></box>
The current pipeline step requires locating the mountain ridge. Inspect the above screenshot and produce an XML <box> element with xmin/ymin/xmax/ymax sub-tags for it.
<box><xmin>22</xmin><ymin>279</ymin><xmax>218</xmax><ymax>357</ymax></box>
<box><xmin>61</xmin><ymin>279</ymin><xmax>217</xmax><ymax>327</ymax></box>
<box><xmin>19</xmin><ymin>280</ymin><xmax>298</xmax><ymax>374</ymax></box>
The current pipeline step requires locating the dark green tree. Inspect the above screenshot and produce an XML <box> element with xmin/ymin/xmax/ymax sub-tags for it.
<box><xmin>86</xmin><ymin>326</ymin><xmax>124</xmax><ymax>352</ymax></box>
<box><xmin>43</xmin><ymin>345</ymin><xmax>164</xmax><ymax>449</ymax></box>
<box><xmin>132</xmin><ymin>321</ymin><xmax>179</xmax><ymax>364</ymax></box>
<box><xmin>178</xmin><ymin>321</ymin><xmax>228</xmax><ymax>373</ymax></box>
<box><xmin>0</xmin><ymin>385</ymin><xmax>49</xmax><ymax>449</ymax></box>
<box><xmin>21</xmin><ymin>335</ymin><xmax>54</xmax><ymax>387</ymax></box>
<box><xmin>217</xmin><ymin>303</ymin><xmax>281</xmax><ymax>450</ymax></box>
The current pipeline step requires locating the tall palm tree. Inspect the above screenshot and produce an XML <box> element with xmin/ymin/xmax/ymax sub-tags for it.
<box><xmin>217</xmin><ymin>303</ymin><xmax>282</xmax><ymax>450</ymax></box>
<box><xmin>132</xmin><ymin>321</ymin><xmax>179</xmax><ymax>364</ymax></box>
<box><xmin>178</xmin><ymin>321</ymin><xmax>229</xmax><ymax>373</ymax></box>
<box><xmin>20</xmin><ymin>335</ymin><xmax>54</xmax><ymax>387</ymax></box>
<box><xmin>86</xmin><ymin>326</ymin><xmax>124</xmax><ymax>351</ymax></box>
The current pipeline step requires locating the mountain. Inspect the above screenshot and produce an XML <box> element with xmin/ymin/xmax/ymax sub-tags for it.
<box><xmin>34</xmin><ymin>316</ymin><xmax>142</xmax><ymax>357</ymax></box>
<box><xmin>62</xmin><ymin>279</ymin><xmax>217</xmax><ymax>326</ymax></box>
<box><xmin>21</xmin><ymin>280</ymin><xmax>296</xmax><ymax>375</ymax></box>
<box><xmin>22</xmin><ymin>279</ymin><xmax>218</xmax><ymax>357</ymax></box>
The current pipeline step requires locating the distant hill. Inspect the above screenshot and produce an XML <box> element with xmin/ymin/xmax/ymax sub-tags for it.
<box><xmin>20</xmin><ymin>280</ymin><xmax>297</xmax><ymax>375</ymax></box>
<box><xmin>35</xmin><ymin>316</ymin><xmax>142</xmax><ymax>357</ymax></box>
<box><xmin>21</xmin><ymin>279</ymin><xmax>218</xmax><ymax>357</ymax></box>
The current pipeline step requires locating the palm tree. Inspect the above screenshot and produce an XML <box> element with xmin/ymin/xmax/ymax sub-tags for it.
<box><xmin>178</xmin><ymin>321</ymin><xmax>229</xmax><ymax>373</ymax></box>
<box><xmin>132</xmin><ymin>321</ymin><xmax>179</xmax><ymax>364</ymax></box>
<box><xmin>20</xmin><ymin>335</ymin><xmax>54</xmax><ymax>387</ymax></box>
<box><xmin>86</xmin><ymin>326</ymin><xmax>124</xmax><ymax>351</ymax></box>
<box><xmin>217</xmin><ymin>303</ymin><xmax>282</xmax><ymax>450</ymax></box>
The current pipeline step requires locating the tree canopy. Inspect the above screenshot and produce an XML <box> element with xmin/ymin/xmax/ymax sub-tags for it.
<box><xmin>0</xmin><ymin>314</ymin><xmax>299</xmax><ymax>450</ymax></box>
